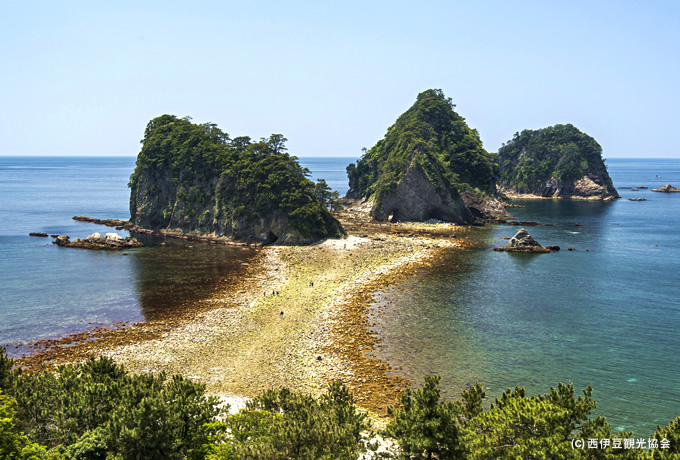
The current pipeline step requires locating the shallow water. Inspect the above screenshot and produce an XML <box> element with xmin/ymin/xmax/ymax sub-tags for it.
<box><xmin>370</xmin><ymin>158</ymin><xmax>680</xmax><ymax>436</ymax></box>
<box><xmin>0</xmin><ymin>157</ymin><xmax>257</xmax><ymax>351</ymax></box>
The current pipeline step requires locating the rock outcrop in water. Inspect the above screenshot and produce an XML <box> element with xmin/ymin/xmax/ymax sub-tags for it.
<box><xmin>53</xmin><ymin>233</ymin><xmax>143</xmax><ymax>249</ymax></box>
<box><xmin>498</xmin><ymin>124</ymin><xmax>619</xmax><ymax>201</ymax></box>
<box><xmin>346</xmin><ymin>89</ymin><xmax>509</xmax><ymax>224</ymax></box>
<box><xmin>129</xmin><ymin>115</ymin><xmax>344</xmax><ymax>244</ymax></box>
<box><xmin>492</xmin><ymin>228</ymin><xmax>551</xmax><ymax>253</ymax></box>
<box><xmin>652</xmin><ymin>184</ymin><xmax>680</xmax><ymax>193</ymax></box>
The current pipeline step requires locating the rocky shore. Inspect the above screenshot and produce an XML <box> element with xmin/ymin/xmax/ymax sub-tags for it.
<box><xmin>652</xmin><ymin>184</ymin><xmax>680</xmax><ymax>192</ymax></box>
<box><xmin>17</xmin><ymin>205</ymin><xmax>473</xmax><ymax>415</ymax></box>
<box><xmin>52</xmin><ymin>232</ymin><xmax>143</xmax><ymax>249</ymax></box>
<box><xmin>72</xmin><ymin>215</ymin><xmax>269</xmax><ymax>247</ymax></box>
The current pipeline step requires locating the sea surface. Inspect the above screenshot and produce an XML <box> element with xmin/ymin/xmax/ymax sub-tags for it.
<box><xmin>370</xmin><ymin>158</ymin><xmax>680</xmax><ymax>436</ymax></box>
<box><xmin>0</xmin><ymin>156</ymin><xmax>678</xmax><ymax>435</ymax></box>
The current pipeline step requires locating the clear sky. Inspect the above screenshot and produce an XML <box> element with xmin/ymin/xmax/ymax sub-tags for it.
<box><xmin>1</xmin><ymin>1</ymin><xmax>678</xmax><ymax>158</ymax></box>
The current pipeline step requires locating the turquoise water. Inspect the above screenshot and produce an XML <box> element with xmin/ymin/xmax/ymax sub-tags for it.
<box><xmin>0</xmin><ymin>156</ymin><xmax>678</xmax><ymax>436</ymax></box>
<box><xmin>370</xmin><ymin>158</ymin><xmax>680</xmax><ymax>436</ymax></box>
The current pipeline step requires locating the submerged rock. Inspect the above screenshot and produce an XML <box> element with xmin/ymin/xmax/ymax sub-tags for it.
<box><xmin>52</xmin><ymin>232</ymin><xmax>143</xmax><ymax>250</ymax></box>
<box><xmin>492</xmin><ymin>228</ymin><xmax>551</xmax><ymax>253</ymax></box>
<box><xmin>506</xmin><ymin>220</ymin><xmax>540</xmax><ymax>226</ymax></box>
<box><xmin>652</xmin><ymin>184</ymin><xmax>680</xmax><ymax>193</ymax></box>
<box><xmin>29</xmin><ymin>232</ymin><xmax>48</xmax><ymax>237</ymax></box>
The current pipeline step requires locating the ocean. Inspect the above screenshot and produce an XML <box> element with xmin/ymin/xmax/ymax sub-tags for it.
<box><xmin>0</xmin><ymin>155</ymin><xmax>678</xmax><ymax>435</ymax></box>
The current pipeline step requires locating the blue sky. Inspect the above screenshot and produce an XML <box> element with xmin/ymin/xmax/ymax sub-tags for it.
<box><xmin>1</xmin><ymin>1</ymin><xmax>678</xmax><ymax>158</ymax></box>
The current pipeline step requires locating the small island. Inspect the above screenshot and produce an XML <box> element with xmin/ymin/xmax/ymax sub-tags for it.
<box><xmin>346</xmin><ymin>89</ymin><xmax>509</xmax><ymax>224</ymax></box>
<box><xmin>498</xmin><ymin>124</ymin><xmax>619</xmax><ymax>201</ymax></box>
<box><xmin>128</xmin><ymin>115</ymin><xmax>344</xmax><ymax>245</ymax></box>
<box><xmin>491</xmin><ymin>228</ymin><xmax>551</xmax><ymax>253</ymax></box>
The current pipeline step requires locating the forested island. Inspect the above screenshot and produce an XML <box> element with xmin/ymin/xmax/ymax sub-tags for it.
<box><xmin>497</xmin><ymin>124</ymin><xmax>619</xmax><ymax>200</ymax></box>
<box><xmin>129</xmin><ymin>115</ymin><xmax>344</xmax><ymax>244</ymax></box>
<box><xmin>346</xmin><ymin>89</ymin><xmax>508</xmax><ymax>224</ymax></box>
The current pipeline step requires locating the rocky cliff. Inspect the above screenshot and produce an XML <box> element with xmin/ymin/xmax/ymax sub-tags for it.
<box><xmin>498</xmin><ymin>124</ymin><xmax>619</xmax><ymax>200</ymax></box>
<box><xmin>129</xmin><ymin>115</ymin><xmax>344</xmax><ymax>244</ymax></box>
<box><xmin>346</xmin><ymin>89</ymin><xmax>509</xmax><ymax>224</ymax></box>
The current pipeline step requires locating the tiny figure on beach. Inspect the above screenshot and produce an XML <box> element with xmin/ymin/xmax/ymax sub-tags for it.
<box><xmin>272</xmin><ymin>290</ymin><xmax>275</xmax><ymax>296</ymax></box>
<box><xmin>309</xmin><ymin>281</ymin><xmax>314</xmax><ymax>287</ymax></box>
<box><xmin>276</xmin><ymin>290</ymin><xmax>279</xmax><ymax>295</ymax></box>
<box><xmin>280</xmin><ymin>311</ymin><xmax>284</xmax><ymax>317</ymax></box>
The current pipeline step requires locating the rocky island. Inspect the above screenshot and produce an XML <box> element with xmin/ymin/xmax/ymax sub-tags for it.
<box><xmin>346</xmin><ymin>89</ymin><xmax>509</xmax><ymax>224</ymax></box>
<box><xmin>52</xmin><ymin>232</ymin><xmax>143</xmax><ymax>249</ymax></box>
<box><xmin>128</xmin><ymin>115</ymin><xmax>344</xmax><ymax>245</ymax></box>
<box><xmin>652</xmin><ymin>184</ymin><xmax>680</xmax><ymax>192</ymax></box>
<box><xmin>498</xmin><ymin>124</ymin><xmax>619</xmax><ymax>201</ymax></box>
<box><xmin>492</xmin><ymin>228</ymin><xmax>551</xmax><ymax>253</ymax></box>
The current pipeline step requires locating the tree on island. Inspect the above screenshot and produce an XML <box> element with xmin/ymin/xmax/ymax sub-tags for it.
<box><xmin>346</xmin><ymin>89</ymin><xmax>506</xmax><ymax>223</ymax></box>
<box><xmin>498</xmin><ymin>123</ymin><xmax>619</xmax><ymax>200</ymax></box>
<box><xmin>129</xmin><ymin>115</ymin><xmax>344</xmax><ymax>244</ymax></box>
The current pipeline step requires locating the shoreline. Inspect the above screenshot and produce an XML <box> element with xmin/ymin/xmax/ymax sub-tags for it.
<box><xmin>15</xmin><ymin>218</ymin><xmax>474</xmax><ymax>415</ymax></box>
<box><xmin>501</xmin><ymin>192</ymin><xmax>619</xmax><ymax>201</ymax></box>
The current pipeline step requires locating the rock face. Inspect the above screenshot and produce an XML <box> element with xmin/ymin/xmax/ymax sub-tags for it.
<box><xmin>492</xmin><ymin>228</ymin><xmax>551</xmax><ymax>253</ymax></box>
<box><xmin>346</xmin><ymin>89</ymin><xmax>509</xmax><ymax>224</ymax></box>
<box><xmin>371</xmin><ymin>163</ymin><xmax>474</xmax><ymax>223</ymax></box>
<box><xmin>128</xmin><ymin>115</ymin><xmax>344</xmax><ymax>244</ymax></box>
<box><xmin>652</xmin><ymin>184</ymin><xmax>680</xmax><ymax>192</ymax></box>
<box><xmin>498</xmin><ymin>124</ymin><xmax>619</xmax><ymax>201</ymax></box>
<box><xmin>53</xmin><ymin>233</ymin><xmax>143</xmax><ymax>250</ymax></box>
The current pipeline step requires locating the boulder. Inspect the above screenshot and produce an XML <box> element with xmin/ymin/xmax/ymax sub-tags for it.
<box><xmin>492</xmin><ymin>228</ymin><xmax>551</xmax><ymax>253</ymax></box>
<box><xmin>106</xmin><ymin>232</ymin><xmax>124</xmax><ymax>241</ymax></box>
<box><xmin>652</xmin><ymin>184</ymin><xmax>680</xmax><ymax>193</ymax></box>
<box><xmin>29</xmin><ymin>232</ymin><xmax>48</xmax><ymax>237</ymax></box>
<box><xmin>88</xmin><ymin>232</ymin><xmax>106</xmax><ymax>244</ymax></box>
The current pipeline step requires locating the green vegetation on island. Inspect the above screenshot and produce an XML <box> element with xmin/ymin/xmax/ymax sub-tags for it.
<box><xmin>3</xmin><ymin>349</ymin><xmax>678</xmax><ymax>458</ymax></box>
<box><xmin>346</xmin><ymin>89</ymin><xmax>506</xmax><ymax>223</ymax></box>
<box><xmin>128</xmin><ymin>115</ymin><xmax>344</xmax><ymax>244</ymax></box>
<box><xmin>498</xmin><ymin>124</ymin><xmax>619</xmax><ymax>200</ymax></box>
